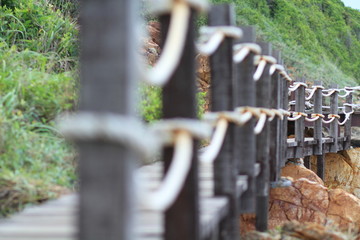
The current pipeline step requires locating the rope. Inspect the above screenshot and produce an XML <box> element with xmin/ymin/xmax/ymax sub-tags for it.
<box><xmin>199</xmin><ymin>118</ymin><xmax>228</xmax><ymax>163</ymax></box>
<box><xmin>322</xmin><ymin>114</ymin><xmax>340</xmax><ymax>124</ymax></box>
<box><xmin>143</xmin><ymin>0</ymin><xmax>190</xmax><ymax>86</ymax></box>
<box><xmin>149</xmin><ymin>0</ymin><xmax>209</xmax><ymax>15</ymax></box>
<box><xmin>287</xmin><ymin>112</ymin><xmax>307</xmax><ymax>121</ymax></box>
<box><xmin>322</xmin><ymin>89</ymin><xmax>339</xmax><ymax>97</ymax></box>
<box><xmin>337</xmin><ymin>110</ymin><xmax>354</xmax><ymax>126</ymax></box>
<box><xmin>138</xmin><ymin>130</ymin><xmax>193</xmax><ymax>211</ymax></box>
<box><xmin>58</xmin><ymin>113</ymin><xmax>162</xmax><ymax>161</ymax></box>
<box><xmin>233</xmin><ymin>43</ymin><xmax>262</xmax><ymax>63</ymax></box>
<box><xmin>305</xmin><ymin>113</ymin><xmax>325</xmax><ymax>122</ymax></box>
<box><xmin>269</xmin><ymin>64</ymin><xmax>293</xmax><ymax>82</ymax></box>
<box><xmin>253</xmin><ymin>55</ymin><xmax>277</xmax><ymax>81</ymax></box>
<box><xmin>305</xmin><ymin>85</ymin><xmax>324</xmax><ymax>100</ymax></box>
<box><xmin>288</xmin><ymin>82</ymin><xmax>308</xmax><ymax>92</ymax></box>
<box><xmin>254</xmin><ymin>113</ymin><xmax>267</xmax><ymax>134</ymax></box>
<box><xmin>197</xmin><ymin>26</ymin><xmax>243</xmax><ymax>56</ymax></box>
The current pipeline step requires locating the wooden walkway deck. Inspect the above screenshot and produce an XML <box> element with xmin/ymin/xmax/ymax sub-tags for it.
<box><xmin>0</xmin><ymin>136</ymin><xmax>349</xmax><ymax>239</ymax></box>
<box><xmin>0</xmin><ymin>162</ymin><xmax>238</xmax><ymax>240</ymax></box>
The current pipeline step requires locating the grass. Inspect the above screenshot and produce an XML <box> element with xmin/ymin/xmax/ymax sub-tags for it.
<box><xmin>0</xmin><ymin>0</ymin><xmax>78</xmax><ymax>216</ymax></box>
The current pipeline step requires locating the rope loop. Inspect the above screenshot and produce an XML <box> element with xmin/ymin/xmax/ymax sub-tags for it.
<box><xmin>233</xmin><ymin>43</ymin><xmax>262</xmax><ymax>63</ymax></box>
<box><xmin>58</xmin><ymin>113</ymin><xmax>162</xmax><ymax>161</ymax></box>
<box><xmin>198</xmin><ymin>26</ymin><xmax>243</xmax><ymax>56</ymax></box>
<box><xmin>288</xmin><ymin>82</ymin><xmax>308</xmax><ymax>92</ymax></box>
<box><xmin>253</xmin><ymin>55</ymin><xmax>277</xmax><ymax>81</ymax></box>
<box><xmin>149</xmin><ymin>0</ymin><xmax>209</xmax><ymax>15</ymax></box>
<box><xmin>142</xmin><ymin>0</ymin><xmax>190</xmax><ymax>86</ymax></box>
<box><xmin>270</xmin><ymin>64</ymin><xmax>293</xmax><ymax>81</ymax></box>
<box><xmin>151</xmin><ymin>118</ymin><xmax>213</xmax><ymax>144</ymax></box>
<box><xmin>322</xmin><ymin>88</ymin><xmax>339</xmax><ymax>97</ymax></box>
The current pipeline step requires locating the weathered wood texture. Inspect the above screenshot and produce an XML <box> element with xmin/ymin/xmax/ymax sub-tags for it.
<box><xmin>269</xmin><ymin>50</ymin><xmax>281</xmax><ymax>181</ymax></box>
<box><xmin>234</xmin><ymin>26</ymin><xmax>256</xmax><ymax>214</ymax></box>
<box><xmin>255</xmin><ymin>42</ymin><xmax>272</xmax><ymax>232</ymax></box>
<box><xmin>160</xmin><ymin>9</ymin><xmax>200</xmax><ymax>240</ymax></box>
<box><xmin>344</xmin><ymin>93</ymin><xmax>353</xmax><ymax>149</ymax></box>
<box><xmin>78</xmin><ymin>0</ymin><xmax>137</xmax><ymax>239</ymax></box>
<box><xmin>330</xmin><ymin>84</ymin><xmax>339</xmax><ymax>152</ymax></box>
<box><xmin>209</xmin><ymin>4</ymin><xmax>239</xmax><ymax>240</ymax></box>
<box><xmin>295</xmin><ymin>78</ymin><xmax>305</xmax><ymax>158</ymax></box>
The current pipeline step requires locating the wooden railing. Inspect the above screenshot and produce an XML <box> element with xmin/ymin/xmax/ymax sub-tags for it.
<box><xmin>60</xmin><ymin>0</ymin><xmax>360</xmax><ymax>239</ymax></box>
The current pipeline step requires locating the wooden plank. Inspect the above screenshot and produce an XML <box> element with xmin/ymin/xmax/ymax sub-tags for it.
<box><xmin>0</xmin><ymin>161</ymin><xmax>231</xmax><ymax>240</ymax></box>
<box><xmin>208</xmin><ymin>4</ymin><xmax>239</xmax><ymax>239</ymax></box>
<box><xmin>78</xmin><ymin>0</ymin><xmax>137</xmax><ymax>239</ymax></box>
<box><xmin>295</xmin><ymin>78</ymin><xmax>305</xmax><ymax>158</ymax></box>
<box><xmin>160</xmin><ymin>7</ymin><xmax>199</xmax><ymax>240</ymax></box>
<box><xmin>255</xmin><ymin>42</ymin><xmax>272</xmax><ymax>232</ymax></box>
<box><xmin>234</xmin><ymin>26</ymin><xmax>257</xmax><ymax>213</ymax></box>
<box><xmin>329</xmin><ymin>84</ymin><xmax>339</xmax><ymax>152</ymax></box>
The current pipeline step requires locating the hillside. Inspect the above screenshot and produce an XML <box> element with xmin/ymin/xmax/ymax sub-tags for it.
<box><xmin>0</xmin><ymin>0</ymin><xmax>78</xmax><ymax>215</ymax></box>
<box><xmin>211</xmin><ymin>0</ymin><xmax>360</xmax><ymax>86</ymax></box>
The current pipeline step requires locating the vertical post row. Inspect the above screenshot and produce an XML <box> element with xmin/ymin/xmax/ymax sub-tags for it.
<box><xmin>255</xmin><ymin>42</ymin><xmax>272</xmax><ymax>232</ymax></box>
<box><xmin>269</xmin><ymin>50</ymin><xmax>281</xmax><ymax>181</ymax></box>
<box><xmin>295</xmin><ymin>78</ymin><xmax>305</xmax><ymax>158</ymax></box>
<box><xmin>78</xmin><ymin>0</ymin><xmax>137</xmax><ymax>239</ymax></box>
<box><xmin>313</xmin><ymin>81</ymin><xmax>324</xmax><ymax>178</ymax></box>
<box><xmin>330</xmin><ymin>84</ymin><xmax>339</xmax><ymax>152</ymax></box>
<box><xmin>209</xmin><ymin>4</ymin><xmax>239</xmax><ymax>240</ymax></box>
<box><xmin>281</xmin><ymin>66</ymin><xmax>289</xmax><ymax>167</ymax></box>
<box><xmin>234</xmin><ymin>26</ymin><xmax>256</xmax><ymax>213</ymax></box>
<box><xmin>344</xmin><ymin>93</ymin><xmax>353</xmax><ymax>150</ymax></box>
<box><xmin>161</xmin><ymin>10</ymin><xmax>200</xmax><ymax>240</ymax></box>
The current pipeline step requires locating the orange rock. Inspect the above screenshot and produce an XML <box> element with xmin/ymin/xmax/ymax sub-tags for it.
<box><xmin>281</xmin><ymin>164</ymin><xmax>323</xmax><ymax>185</ymax></box>
<box><xmin>328</xmin><ymin>188</ymin><xmax>360</xmax><ymax>228</ymax></box>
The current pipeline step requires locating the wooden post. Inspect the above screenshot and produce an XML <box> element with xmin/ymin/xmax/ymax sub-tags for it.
<box><xmin>78</xmin><ymin>0</ymin><xmax>137</xmax><ymax>239</ymax></box>
<box><xmin>330</xmin><ymin>84</ymin><xmax>339</xmax><ymax>152</ymax></box>
<box><xmin>344</xmin><ymin>93</ymin><xmax>353</xmax><ymax>150</ymax></box>
<box><xmin>234</xmin><ymin>26</ymin><xmax>256</xmax><ymax>213</ymax></box>
<box><xmin>313</xmin><ymin>81</ymin><xmax>324</xmax><ymax>178</ymax></box>
<box><xmin>280</xmin><ymin>63</ymin><xmax>289</xmax><ymax>167</ymax></box>
<box><xmin>209</xmin><ymin>4</ymin><xmax>239</xmax><ymax>240</ymax></box>
<box><xmin>295</xmin><ymin>78</ymin><xmax>305</xmax><ymax>158</ymax></box>
<box><xmin>255</xmin><ymin>42</ymin><xmax>272</xmax><ymax>232</ymax></box>
<box><xmin>160</xmin><ymin>10</ymin><xmax>200</xmax><ymax>240</ymax></box>
<box><xmin>304</xmin><ymin>156</ymin><xmax>310</xmax><ymax>169</ymax></box>
<box><xmin>269</xmin><ymin>50</ymin><xmax>281</xmax><ymax>181</ymax></box>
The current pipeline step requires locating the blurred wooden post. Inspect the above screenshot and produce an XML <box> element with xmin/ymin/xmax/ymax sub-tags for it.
<box><xmin>255</xmin><ymin>42</ymin><xmax>272</xmax><ymax>232</ymax></box>
<box><xmin>295</xmin><ymin>78</ymin><xmax>305</xmax><ymax>158</ymax></box>
<box><xmin>344</xmin><ymin>93</ymin><xmax>353</xmax><ymax>150</ymax></box>
<box><xmin>209</xmin><ymin>4</ymin><xmax>239</xmax><ymax>239</ymax></box>
<box><xmin>234</xmin><ymin>26</ymin><xmax>256</xmax><ymax>213</ymax></box>
<box><xmin>269</xmin><ymin>50</ymin><xmax>281</xmax><ymax>181</ymax></box>
<box><xmin>78</xmin><ymin>0</ymin><xmax>137</xmax><ymax>239</ymax></box>
<box><xmin>160</xmin><ymin>9</ymin><xmax>200</xmax><ymax>240</ymax></box>
<box><xmin>280</xmin><ymin>64</ymin><xmax>289</xmax><ymax>168</ymax></box>
<box><xmin>313</xmin><ymin>81</ymin><xmax>324</xmax><ymax>178</ymax></box>
<box><xmin>330</xmin><ymin>84</ymin><xmax>339</xmax><ymax>152</ymax></box>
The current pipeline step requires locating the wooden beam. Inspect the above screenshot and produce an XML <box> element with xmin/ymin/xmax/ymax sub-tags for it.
<box><xmin>78</xmin><ymin>0</ymin><xmax>137</xmax><ymax>239</ymax></box>
<box><xmin>209</xmin><ymin>4</ymin><xmax>239</xmax><ymax>240</ymax></box>
<box><xmin>234</xmin><ymin>26</ymin><xmax>257</xmax><ymax>214</ymax></box>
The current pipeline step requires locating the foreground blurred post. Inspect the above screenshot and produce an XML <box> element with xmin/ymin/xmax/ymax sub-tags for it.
<box><xmin>78</xmin><ymin>0</ymin><xmax>137</xmax><ymax>239</ymax></box>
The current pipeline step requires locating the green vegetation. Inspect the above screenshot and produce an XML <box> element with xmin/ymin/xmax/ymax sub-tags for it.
<box><xmin>211</xmin><ymin>0</ymin><xmax>360</xmax><ymax>86</ymax></box>
<box><xmin>0</xmin><ymin>0</ymin><xmax>78</xmax><ymax>215</ymax></box>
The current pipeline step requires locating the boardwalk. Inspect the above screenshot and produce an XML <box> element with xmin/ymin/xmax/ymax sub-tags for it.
<box><xmin>0</xmin><ymin>161</ymin><xmax>244</xmax><ymax>240</ymax></box>
<box><xmin>0</xmin><ymin>135</ymin><xmax>354</xmax><ymax>240</ymax></box>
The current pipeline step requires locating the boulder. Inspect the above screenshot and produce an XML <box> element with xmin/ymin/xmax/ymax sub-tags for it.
<box><xmin>310</xmin><ymin>148</ymin><xmax>360</xmax><ymax>198</ymax></box>
<box><xmin>241</xmin><ymin>164</ymin><xmax>360</xmax><ymax>232</ymax></box>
